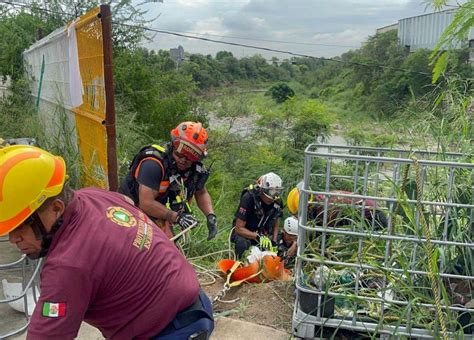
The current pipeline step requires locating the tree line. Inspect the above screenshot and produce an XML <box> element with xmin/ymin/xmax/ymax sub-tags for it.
<box><xmin>1</xmin><ymin>2</ymin><xmax>472</xmax><ymax>139</ymax></box>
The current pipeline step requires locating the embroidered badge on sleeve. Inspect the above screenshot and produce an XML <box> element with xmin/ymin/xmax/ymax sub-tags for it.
<box><xmin>106</xmin><ymin>206</ymin><xmax>137</xmax><ymax>228</ymax></box>
<box><xmin>42</xmin><ymin>302</ymin><xmax>66</xmax><ymax>317</ymax></box>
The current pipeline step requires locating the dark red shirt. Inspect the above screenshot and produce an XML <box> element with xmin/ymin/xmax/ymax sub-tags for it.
<box><xmin>27</xmin><ymin>188</ymin><xmax>200</xmax><ymax>340</ymax></box>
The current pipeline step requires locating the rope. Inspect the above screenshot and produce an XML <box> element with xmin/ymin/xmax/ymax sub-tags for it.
<box><xmin>228</xmin><ymin>227</ymin><xmax>236</xmax><ymax>260</ymax></box>
<box><xmin>170</xmin><ymin>221</ymin><xmax>198</xmax><ymax>242</ymax></box>
<box><xmin>412</xmin><ymin>156</ymin><xmax>449</xmax><ymax>340</ymax></box>
<box><xmin>211</xmin><ymin>260</ymin><xmax>263</xmax><ymax>305</ymax></box>
<box><xmin>196</xmin><ymin>271</ymin><xmax>216</xmax><ymax>286</ymax></box>
<box><xmin>188</xmin><ymin>249</ymin><xmax>231</xmax><ymax>261</ymax></box>
<box><xmin>212</xmin><ymin>261</ymin><xmax>240</xmax><ymax>305</ymax></box>
<box><xmin>192</xmin><ymin>263</ymin><xmax>220</xmax><ymax>286</ymax></box>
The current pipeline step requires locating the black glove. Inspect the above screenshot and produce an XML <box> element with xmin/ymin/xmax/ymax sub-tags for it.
<box><xmin>176</xmin><ymin>212</ymin><xmax>199</xmax><ymax>230</ymax></box>
<box><xmin>206</xmin><ymin>213</ymin><xmax>218</xmax><ymax>240</ymax></box>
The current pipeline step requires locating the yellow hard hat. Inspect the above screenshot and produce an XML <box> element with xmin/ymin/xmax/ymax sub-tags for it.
<box><xmin>287</xmin><ymin>187</ymin><xmax>300</xmax><ymax>215</ymax></box>
<box><xmin>0</xmin><ymin>145</ymin><xmax>66</xmax><ymax>236</ymax></box>
<box><xmin>287</xmin><ymin>181</ymin><xmax>313</xmax><ymax>215</ymax></box>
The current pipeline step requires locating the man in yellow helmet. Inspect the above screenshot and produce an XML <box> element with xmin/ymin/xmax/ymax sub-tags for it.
<box><xmin>0</xmin><ymin>145</ymin><xmax>214</xmax><ymax>339</ymax></box>
<box><xmin>287</xmin><ymin>183</ymin><xmax>387</xmax><ymax>229</ymax></box>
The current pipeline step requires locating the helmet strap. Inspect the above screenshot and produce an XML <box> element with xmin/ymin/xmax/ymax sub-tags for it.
<box><xmin>28</xmin><ymin>212</ymin><xmax>64</xmax><ymax>259</ymax></box>
<box><xmin>29</xmin><ymin>212</ymin><xmax>48</xmax><ymax>241</ymax></box>
<box><xmin>261</xmin><ymin>187</ymin><xmax>280</xmax><ymax>202</ymax></box>
<box><xmin>37</xmin><ymin>218</ymin><xmax>63</xmax><ymax>258</ymax></box>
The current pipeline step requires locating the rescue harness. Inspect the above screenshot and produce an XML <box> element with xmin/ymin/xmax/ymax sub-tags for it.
<box><xmin>121</xmin><ymin>143</ymin><xmax>210</xmax><ymax>214</ymax></box>
<box><xmin>235</xmin><ymin>184</ymin><xmax>283</xmax><ymax>235</ymax></box>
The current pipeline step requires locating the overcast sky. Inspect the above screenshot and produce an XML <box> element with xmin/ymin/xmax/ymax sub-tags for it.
<box><xmin>139</xmin><ymin>0</ymin><xmax>455</xmax><ymax>60</ymax></box>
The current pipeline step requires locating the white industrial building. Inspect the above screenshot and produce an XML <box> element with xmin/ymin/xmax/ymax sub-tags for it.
<box><xmin>376</xmin><ymin>9</ymin><xmax>474</xmax><ymax>65</ymax></box>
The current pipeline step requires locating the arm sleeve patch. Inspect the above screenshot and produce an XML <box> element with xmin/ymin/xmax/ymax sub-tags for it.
<box><xmin>27</xmin><ymin>265</ymin><xmax>93</xmax><ymax>340</ymax></box>
<box><xmin>235</xmin><ymin>193</ymin><xmax>252</xmax><ymax>221</ymax></box>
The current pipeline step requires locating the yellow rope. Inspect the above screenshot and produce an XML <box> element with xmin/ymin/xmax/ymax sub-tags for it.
<box><xmin>224</xmin><ymin>261</ymin><xmax>262</xmax><ymax>287</ymax></box>
<box><xmin>412</xmin><ymin>157</ymin><xmax>448</xmax><ymax>340</ymax></box>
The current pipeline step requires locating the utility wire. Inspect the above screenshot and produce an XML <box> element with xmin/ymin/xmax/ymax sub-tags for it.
<box><xmin>118</xmin><ymin>22</ymin><xmax>434</xmax><ymax>75</ymax></box>
<box><xmin>0</xmin><ymin>0</ymin><xmax>76</xmax><ymax>18</ymax></box>
<box><xmin>2</xmin><ymin>0</ymin><xmax>356</xmax><ymax>49</ymax></box>
<box><xmin>0</xmin><ymin>0</ymin><xmax>455</xmax><ymax>76</ymax></box>
<box><xmin>144</xmin><ymin>27</ymin><xmax>360</xmax><ymax>49</ymax></box>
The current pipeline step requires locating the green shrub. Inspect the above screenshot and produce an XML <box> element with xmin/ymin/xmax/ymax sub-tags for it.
<box><xmin>266</xmin><ymin>83</ymin><xmax>295</xmax><ymax>103</ymax></box>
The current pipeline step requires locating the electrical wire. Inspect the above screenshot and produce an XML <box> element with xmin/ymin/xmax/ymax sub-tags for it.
<box><xmin>3</xmin><ymin>0</ymin><xmax>355</xmax><ymax>50</ymax></box>
<box><xmin>0</xmin><ymin>0</ymin><xmax>76</xmax><ymax>18</ymax></box>
<box><xmin>118</xmin><ymin>21</ymin><xmax>433</xmax><ymax>75</ymax></box>
<box><xmin>143</xmin><ymin>27</ymin><xmax>360</xmax><ymax>49</ymax></box>
<box><xmin>0</xmin><ymin>0</ymin><xmax>435</xmax><ymax>75</ymax></box>
<box><xmin>0</xmin><ymin>0</ymin><xmax>464</xmax><ymax>77</ymax></box>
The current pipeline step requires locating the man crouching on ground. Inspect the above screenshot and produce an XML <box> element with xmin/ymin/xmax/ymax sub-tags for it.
<box><xmin>0</xmin><ymin>145</ymin><xmax>214</xmax><ymax>340</ymax></box>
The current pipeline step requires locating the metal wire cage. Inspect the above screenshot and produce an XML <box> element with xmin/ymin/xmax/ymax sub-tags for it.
<box><xmin>0</xmin><ymin>237</ymin><xmax>42</xmax><ymax>339</ymax></box>
<box><xmin>292</xmin><ymin>144</ymin><xmax>474</xmax><ymax>339</ymax></box>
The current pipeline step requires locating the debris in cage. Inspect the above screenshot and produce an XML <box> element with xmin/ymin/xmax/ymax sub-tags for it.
<box><xmin>308</xmin><ymin>190</ymin><xmax>388</xmax><ymax>229</ymax></box>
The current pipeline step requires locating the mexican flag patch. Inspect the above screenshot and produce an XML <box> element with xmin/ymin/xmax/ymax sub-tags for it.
<box><xmin>42</xmin><ymin>302</ymin><xmax>66</xmax><ymax>317</ymax></box>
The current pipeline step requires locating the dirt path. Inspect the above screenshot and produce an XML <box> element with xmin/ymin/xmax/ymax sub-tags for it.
<box><xmin>201</xmin><ymin>275</ymin><xmax>295</xmax><ymax>333</ymax></box>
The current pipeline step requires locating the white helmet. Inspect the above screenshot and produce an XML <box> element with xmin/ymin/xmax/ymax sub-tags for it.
<box><xmin>284</xmin><ymin>216</ymin><xmax>298</xmax><ymax>235</ymax></box>
<box><xmin>259</xmin><ymin>172</ymin><xmax>283</xmax><ymax>189</ymax></box>
<box><xmin>258</xmin><ymin>172</ymin><xmax>283</xmax><ymax>200</ymax></box>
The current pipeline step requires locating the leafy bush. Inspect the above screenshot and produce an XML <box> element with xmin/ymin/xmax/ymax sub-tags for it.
<box><xmin>290</xmin><ymin>99</ymin><xmax>333</xmax><ymax>148</ymax></box>
<box><xmin>266</xmin><ymin>83</ymin><xmax>295</xmax><ymax>103</ymax></box>
<box><xmin>113</xmin><ymin>48</ymin><xmax>201</xmax><ymax>141</ymax></box>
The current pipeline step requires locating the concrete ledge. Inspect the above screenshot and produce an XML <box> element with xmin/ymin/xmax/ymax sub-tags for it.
<box><xmin>9</xmin><ymin>322</ymin><xmax>102</xmax><ymax>340</ymax></box>
<box><xmin>210</xmin><ymin>316</ymin><xmax>289</xmax><ymax>340</ymax></box>
<box><xmin>9</xmin><ymin>316</ymin><xmax>290</xmax><ymax>339</ymax></box>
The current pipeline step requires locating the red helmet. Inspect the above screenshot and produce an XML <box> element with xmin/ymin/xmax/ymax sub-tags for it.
<box><xmin>170</xmin><ymin>122</ymin><xmax>208</xmax><ymax>162</ymax></box>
